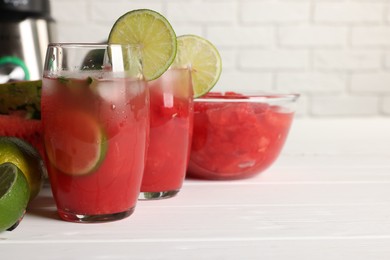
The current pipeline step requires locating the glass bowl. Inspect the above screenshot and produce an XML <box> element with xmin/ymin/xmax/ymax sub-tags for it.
<box><xmin>187</xmin><ymin>92</ymin><xmax>299</xmax><ymax>180</ymax></box>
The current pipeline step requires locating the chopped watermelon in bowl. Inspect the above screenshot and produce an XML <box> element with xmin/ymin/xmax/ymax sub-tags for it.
<box><xmin>187</xmin><ymin>92</ymin><xmax>299</xmax><ymax>180</ymax></box>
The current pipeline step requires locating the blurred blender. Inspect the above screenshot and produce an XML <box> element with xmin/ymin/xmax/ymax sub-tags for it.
<box><xmin>0</xmin><ymin>0</ymin><xmax>55</xmax><ymax>83</ymax></box>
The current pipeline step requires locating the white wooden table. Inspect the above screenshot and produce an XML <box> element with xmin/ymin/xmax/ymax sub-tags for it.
<box><xmin>2</xmin><ymin>118</ymin><xmax>390</xmax><ymax>259</ymax></box>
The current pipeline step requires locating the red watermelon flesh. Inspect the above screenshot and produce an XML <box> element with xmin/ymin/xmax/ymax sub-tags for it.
<box><xmin>0</xmin><ymin>115</ymin><xmax>44</xmax><ymax>159</ymax></box>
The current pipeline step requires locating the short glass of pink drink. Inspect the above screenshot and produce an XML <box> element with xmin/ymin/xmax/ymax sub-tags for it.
<box><xmin>41</xmin><ymin>43</ymin><xmax>149</xmax><ymax>222</ymax></box>
<box><xmin>139</xmin><ymin>68</ymin><xmax>193</xmax><ymax>200</ymax></box>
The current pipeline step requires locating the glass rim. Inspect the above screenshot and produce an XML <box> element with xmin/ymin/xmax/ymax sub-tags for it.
<box><xmin>194</xmin><ymin>93</ymin><xmax>300</xmax><ymax>103</ymax></box>
<box><xmin>47</xmin><ymin>43</ymin><xmax>142</xmax><ymax>48</ymax></box>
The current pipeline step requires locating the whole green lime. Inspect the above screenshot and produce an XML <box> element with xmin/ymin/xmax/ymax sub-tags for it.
<box><xmin>0</xmin><ymin>137</ymin><xmax>46</xmax><ymax>201</ymax></box>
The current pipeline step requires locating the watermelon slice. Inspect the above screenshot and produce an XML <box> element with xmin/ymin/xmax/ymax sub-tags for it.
<box><xmin>0</xmin><ymin>115</ymin><xmax>44</xmax><ymax>158</ymax></box>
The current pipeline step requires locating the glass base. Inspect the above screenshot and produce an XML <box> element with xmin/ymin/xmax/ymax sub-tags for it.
<box><xmin>57</xmin><ymin>207</ymin><xmax>135</xmax><ymax>223</ymax></box>
<box><xmin>138</xmin><ymin>189</ymin><xmax>179</xmax><ymax>200</ymax></box>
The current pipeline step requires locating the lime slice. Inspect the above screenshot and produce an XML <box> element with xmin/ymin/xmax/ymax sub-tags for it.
<box><xmin>0</xmin><ymin>137</ymin><xmax>45</xmax><ymax>201</ymax></box>
<box><xmin>108</xmin><ymin>9</ymin><xmax>177</xmax><ymax>81</ymax></box>
<box><xmin>172</xmin><ymin>35</ymin><xmax>222</xmax><ymax>98</ymax></box>
<box><xmin>0</xmin><ymin>162</ymin><xmax>30</xmax><ymax>232</ymax></box>
<box><xmin>44</xmin><ymin>110</ymin><xmax>107</xmax><ymax>176</ymax></box>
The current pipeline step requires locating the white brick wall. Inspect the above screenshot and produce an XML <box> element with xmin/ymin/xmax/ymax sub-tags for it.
<box><xmin>279</xmin><ymin>25</ymin><xmax>348</xmax><ymax>47</ymax></box>
<box><xmin>352</xmin><ymin>26</ymin><xmax>390</xmax><ymax>46</ymax></box>
<box><xmin>351</xmin><ymin>73</ymin><xmax>390</xmax><ymax>94</ymax></box>
<box><xmin>383</xmin><ymin>96</ymin><xmax>390</xmax><ymax>115</ymax></box>
<box><xmin>241</xmin><ymin>2</ymin><xmax>310</xmax><ymax>23</ymax></box>
<box><xmin>311</xmin><ymin>96</ymin><xmax>379</xmax><ymax>117</ymax></box>
<box><xmin>167</xmin><ymin>2</ymin><xmax>236</xmax><ymax>23</ymax></box>
<box><xmin>240</xmin><ymin>50</ymin><xmax>310</xmax><ymax>70</ymax></box>
<box><xmin>313</xmin><ymin>50</ymin><xmax>382</xmax><ymax>71</ymax></box>
<box><xmin>314</xmin><ymin>3</ymin><xmax>384</xmax><ymax>23</ymax></box>
<box><xmin>50</xmin><ymin>0</ymin><xmax>390</xmax><ymax>117</ymax></box>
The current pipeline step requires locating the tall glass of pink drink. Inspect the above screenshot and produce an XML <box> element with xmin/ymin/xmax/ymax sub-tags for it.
<box><xmin>139</xmin><ymin>68</ymin><xmax>193</xmax><ymax>199</ymax></box>
<box><xmin>41</xmin><ymin>44</ymin><xmax>149</xmax><ymax>222</ymax></box>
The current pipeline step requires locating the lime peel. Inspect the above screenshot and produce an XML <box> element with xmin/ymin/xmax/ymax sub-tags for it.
<box><xmin>0</xmin><ymin>137</ymin><xmax>45</xmax><ymax>201</ymax></box>
<box><xmin>108</xmin><ymin>9</ymin><xmax>177</xmax><ymax>81</ymax></box>
<box><xmin>0</xmin><ymin>162</ymin><xmax>30</xmax><ymax>232</ymax></box>
<box><xmin>172</xmin><ymin>35</ymin><xmax>222</xmax><ymax>98</ymax></box>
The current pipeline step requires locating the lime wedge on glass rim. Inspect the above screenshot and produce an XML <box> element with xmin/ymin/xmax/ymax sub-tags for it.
<box><xmin>108</xmin><ymin>9</ymin><xmax>177</xmax><ymax>81</ymax></box>
<box><xmin>172</xmin><ymin>35</ymin><xmax>222</xmax><ymax>98</ymax></box>
<box><xmin>0</xmin><ymin>162</ymin><xmax>30</xmax><ymax>232</ymax></box>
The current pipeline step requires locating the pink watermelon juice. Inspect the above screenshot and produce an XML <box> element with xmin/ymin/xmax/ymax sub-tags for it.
<box><xmin>41</xmin><ymin>76</ymin><xmax>149</xmax><ymax>221</ymax></box>
<box><xmin>188</xmin><ymin>92</ymin><xmax>298</xmax><ymax>180</ymax></box>
<box><xmin>140</xmin><ymin>68</ymin><xmax>193</xmax><ymax>199</ymax></box>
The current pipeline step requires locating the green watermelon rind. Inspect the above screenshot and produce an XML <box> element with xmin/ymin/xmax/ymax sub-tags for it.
<box><xmin>0</xmin><ymin>80</ymin><xmax>42</xmax><ymax>120</ymax></box>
